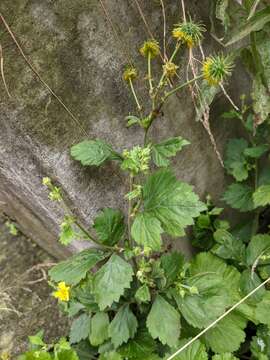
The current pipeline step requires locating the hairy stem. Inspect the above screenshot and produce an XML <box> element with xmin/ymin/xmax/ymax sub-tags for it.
<box><xmin>129</xmin><ymin>78</ymin><xmax>142</xmax><ymax>112</ymax></box>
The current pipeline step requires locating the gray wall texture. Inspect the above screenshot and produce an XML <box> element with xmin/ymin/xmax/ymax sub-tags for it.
<box><xmin>0</xmin><ymin>0</ymin><xmax>248</xmax><ymax>259</ymax></box>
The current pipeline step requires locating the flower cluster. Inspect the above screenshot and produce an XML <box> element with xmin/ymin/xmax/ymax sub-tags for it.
<box><xmin>139</xmin><ymin>40</ymin><xmax>160</xmax><ymax>58</ymax></box>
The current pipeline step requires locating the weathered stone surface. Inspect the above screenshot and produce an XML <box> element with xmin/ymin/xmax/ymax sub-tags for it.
<box><xmin>0</xmin><ymin>0</ymin><xmax>249</xmax><ymax>258</ymax></box>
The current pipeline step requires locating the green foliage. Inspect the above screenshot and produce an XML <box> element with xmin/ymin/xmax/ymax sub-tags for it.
<box><xmin>49</xmin><ymin>249</ymin><xmax>106</xmax><ymax>285</ymax></box>
<box><xmin>92</xmin><ymin>254</ymin><xmax>134</xmax><ymax>310</ymax></box>
<box><xmin>70</xmin><ymin>314</ymin><xmax>91</xmax><ymax>344</ymax></box>
<box><xmin>168</xmin><ymin>339</ymin><xmax>208</xmax><ymax>360</ymax></box>
<box><xmin>89</xmin><ymin>312</ymin><xmax>109</xmax><ymax>346</ymax></box>
<box><xmin>147</xmin><ymin>295</ymin><xmax>181</xmax><ymax>347</ymax></box>
<box><xmin>224</xmin><ymin>138</ymin><xmax>250</xmax><ymax>182</ymax></box>
<box><xmin>108</xmin><ymin>305</ymin><xmax>138</xmax><ymax>347</ymax></box>
<box><xmin>152</xmin><ymin>137</ymin><xmax>190</xmax><ymax>167</ymax></box>
<box><xmin>93</xmin><ymin>208</ymin><xmax>125</xmax><ymax>246</ymax></box>
<box><xmin>223</xmin><ymin>183</ymin><xmax>254</xmax><ymax>212</ymax></box>
<box><xmin>71</xmin><ymin>140</ymin><xmax>121</xmax><ymax>166</ymax></box>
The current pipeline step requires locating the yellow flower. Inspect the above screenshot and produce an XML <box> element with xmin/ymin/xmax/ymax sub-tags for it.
<box><xmin>123</xmin><ymin>67</ymin><xmax>138</xmax><ymax>82</ymax></box>
<box><xmin>172</xmin><ymin>21</ymin><xmax>205</xmax><ymax>48</ymax></box>
<box><xmin>1</xmin><ymin>352</ymin><xmax>10</xmax><ymax>360</ymax></box>
<box><xmin>139</xmin><ymin>40</ymin><xmax>160</xmax><ymax>58</ymax></box>
<box><xmin>163</xmin><ymin>61</ymin><xmax>179</xmax><ymax>78</ymax></box>
<box><xmin>203</xmin><ymin>55</ymin><xmax>233</xmax><ymax>86</ymax></box>
<box><xmin>53</xmin><ymin>282</ymin><xmax>70</xmax><ymax>302</ymax></box>
<box><xmin>42</xmin><ymin>177</ymin><xmax>51</xmax><ymax>187</ymax></box>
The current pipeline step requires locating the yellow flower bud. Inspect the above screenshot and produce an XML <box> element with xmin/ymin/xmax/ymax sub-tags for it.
<box><xmin>163</xmin><ymin>61</ymin><xmax>179</xmax><ymax>78</ymax></box>
<box><xmin>139</xmin><ymin>40</ymin><xmax>160</xmax><ymax>58</ymax></box>
<box><xmin>123</xmin><ymin>67</ymin><xmax>138</xmax><ymax>82</ymax></box>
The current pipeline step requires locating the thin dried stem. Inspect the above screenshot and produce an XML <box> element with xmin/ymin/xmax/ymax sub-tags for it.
<box><xmin>0</xmin><ymin>43</ymin><xmax>11</xmax><ymax>97</ymax></box>
<box><xmin>160</xmin><ymin>0</ymin><xmax>167</xmax><ymax>60</ymax></box>
<box><xmin>0</xmin><ymin>13</ymin><xmax>88</xmax><ymax>136</ymax></box>
<box><xmin>181</xmin><ymin>0</ymin><xmax>187</xmax><ymax>22</ymax></box>
<box><xmin>167</xmin><ymin>276</ymin><xmax>270</xmax><ymax>360</ymax></box>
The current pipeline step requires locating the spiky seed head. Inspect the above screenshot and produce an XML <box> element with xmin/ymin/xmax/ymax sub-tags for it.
<box><xmin>172</xmin><ymin>21</ymin><xmax>205</xmax><ymax>47</ymax></box>
<box><xmin>203</xmin><ymin>55</ymin><xmax>233</xmax><ymax>86</ymax></box>
<box><xmin>123</xmin><ymin>66</ymin><xmax>138</xmax><ymax>82</ymax></box>
<box><xmin>139</xmin><ymin>40</ymin><xmax>160</xmax><ymax>58</ymax></box>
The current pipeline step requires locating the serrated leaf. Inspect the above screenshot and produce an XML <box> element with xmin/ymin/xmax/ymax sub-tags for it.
<box><xmin>49</xmin><ymin>249</ymin><xmax>106</xmax><ymax>285</ymax></box>
<box><xmin>212</xmin><ymin>229</ymin><xmax>245</xmax><ymax>262</ymax></box>
<box><xmin>70</xmin><ymin>314</ymin><xmax>91</xmax><ymax>344</ymax></box>
<box><xmin>71</xmin><ymin>139</ymin><xmax>121</xmax><ymax>166</ymax></box>
<box><xmin>195</xmin><ymin>80</ymin><xmax>220</xmax><ymax>122</ymax></box>
<box><xmin>253</xmin><ymin>185</ymin><xmax>270</xmax><ymax>207</ymax></box>
<box><xmin>174</xmin><ymin>273</ymin><xmax>229</xmax><ymax>328</ymax></box>
<box><xmin>18</xmin><ymin>352</ymin><xmax>52</xmax><ymax>360</ymax></box>
<box><xmin>252</xmin><ymin>76</ymin><xmax>270</xmax><ymax>124</ymax></box>
<box><xmin>224</xmin><ymin>138</ymin><xmax>249</xmax><ymax>181</ymax></box>
<box><xmin>119</xmin><ymin>329</ymin><xmax>156</xmax><ymax>359</ymax></box>
<box><xmin>93</xmin><ymin>254</ymin><xmax>133</xmax><ymax>310</ymax></box>
<box><xmin>141</xmin><ymin>169</ymin><xmax>206</xmax><ymax>238</ymax></box>
<box><xmin>255</xmin><ymin>292</ymin><xmax>270</xmax><ymax>327</ymax></box>
<box><xmin>251</xmin><ymin>325</ymin><xmax>270</xmax><ymax>358</ymax></box>
<box><xmin>244</xmin><ymin>145</ymin><xmax>268</xmax><ymax>158</ymax></box>
<box><xmin>109</xmin><ymin>305</ymin><xmax>138</xmax><ymax>348</ymax></box>
<box><xmin>212</xmin><ymin>354</ymin><xmax>239</xmax><ymax>360</ymax></box>
<box><xmin>246</xmin><ymin>234</ymin><xmax>270</xmax><ymax>266</ymax></box>
<box><xmin>152</xmin><ymin>137</ymin><xmax>190</xmax><ymax>167</ymax></box>
<box><xmin>223</xmin><ymin>183</ymin><xmax>254</xmax><ymax>212</ymax></box>
<box><xmin>147</xmin><ymin>295</ymin><xmax>180</xmax><ymax>347</ymax></box>
<box><xmin>93</xmin><ymin>208</ymin><xmax>125</xmax><ymax>246</ymax></box>
<box><xmin>226</xmin><ymin>6</ymin><xmax>270</xmax><ymax>46</ymax></box>
<box><xmin>239</xmin><ymin>270</ymin><xmax>266</xmax><ymax>304</ymax></box>
<box><xmin>57</xmin><ymin>349</ymin><xmax>80</xmax><ymax>360</ymax></box>
<box><xmin>167</xmin><ymin>339</ymin><xmax>208</xmax><ymax>360</ymax></box>
<box><xmin>203</xmin><ymin>313</ymin><xmax>247</xmax><ymax>353</ymax></box>
<box><xmin>135</xmin><ymin>284</ymin><xmax>151</xmax><ymax>303</ymax></box>
<box><xmin>89</xmin><ymin>312</ymin><xmax>109</xmax><ymax>346</ymax></box>
<box><xmin>131</xmin><ymin>212</ymin><xmax>163</xmax><ymax>251</ymax></box>
<box><xmin>161</xmin><ymin>251</ymin><xmax>185</xmax><ymax>285</ymax></box>
<box><xmin>126</xmin><ymin>115</ymin><xmax>140</xmax><ymax>128</ymax></box>
<box><xmin>99</xmin><ymin>351</ymin><xmax>122</xmax><ymax>360</ymax></box>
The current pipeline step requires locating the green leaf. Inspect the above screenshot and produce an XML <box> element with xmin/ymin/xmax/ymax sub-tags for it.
<box><xmin>253</xmin><ymin>185</ymin><xmax>270</xmax><ymax>207</ymax></box>
<box><xmin>223</xmin><ymin>183</ymin><xmax>254</xmax><ymax>212</ymax></box>
<box><xmin>203</xmin><ymin>313</ymin><xmax>247</xmax><ymax>353</ymax></box>
<box><xmin>93</xmin><ymin>208</ymin><xmax>125</xmax><ymax>246</ymax></box>
<box><xmin>142</xmin><ymin>169</ymin><xmax>206</xmax><ymax>237</ymax></box>
<box><xmin>152</xmin><ymin>137</ymin><xmax>190</xmax><ymax>167</ymax></box>
<box><xmin>49</xmin><ymin>249</ymin><xmax>106</xmax><ymax>285</ymax></box>
<box><xmin>135</xmin><ymin>284</ymin><xmax>151</xmax><ymax>303</ymax></box>
<box><xmin>226</xmin><ymin>6</ymin><xmax>270</xmax><ymax>46</ymax></box>
<box><xmin>147</xmin><ymin>295</ymin><xmax>181</xmax><ymax>347</ymax></box>
<box><xmin>17</xmin><ymin>352</ymin><xmax>52</xmax><ymax>360</ymax></box>
<box><xmin>174</xmin><ymin>273</ymin><xmax>229</xmax><ymax>328</ymax></box>
<box><xmin>71</xmin><ymin>139</ymin><xmax>121</xmax><ymax>166</ymax></box>
<box><xmin>126</xmin><ymin>115</ymin><xmax>140</xmax><ymax>128</ymax></box>
<box><xmin>109</xmin><ymin>305</ymin><xmax>138</xmax><ymax>348</ymax></box>
<box><xmin>59</xmin><ymin>216</ymin><xmax>76</xmax><ymax>245</ymax></box>
<box><xmin>70</xmin><ymin>314</ymin><xmax>91</xmax><ymax>344</ymax></box>
<box><xmin>251</xmin><ymin>325</ymin><xmax>270</xmax><ymax>358</ymax></box>
<box><xmin>57</xmin><ymin>349</ymin><xmax>80</xmax><ymax>360</ymax></box>
<box><xmin>161</xmin><ymin>251</ymin><xmax>185</xmax><ymax>285</ymax></box>
<box><xmin>239</xmin><ymin>270</ymin><xmax>266</xmax><ymax>304</ymax></box>
<box><xmin>131</xmin><ymin>213</ymin><xmax>163</xmax><ymax>251</ymax></box>
<box><xmin>93</xmin><ymin>254</ymin><xmax>134</xmax><ymax>310</ymax></box>
<box><xmin>119</xmin><ymin>329</ymin><xmax>156</xmax><ymax>359</ymax></box>
<box><xmin>167</xmin><ymin>339</ymin><xmax>208</xmax><ymax>360</ymax></box>
<box><xmin>89</xmin><ymin>312</ymin><xmax>109</xmax><ymax>346</ymax></box>
<box><xmin>244</xmin><ymin>145</ymin><xmax>268</xmax><ymax>158</ymax></box>
<box><xmin>224</xmin><ymin>138</ymin><xmax>249</xmax><ymax>182</ymax></box>
<box><xmin>255</xmin><ymin>292</ymin><xmax>270</xmax><ymax>327</ymax></box>
<box><xmin>212</xmin><ymin>229</ymin><xmax>245</xmax><ymax>262</ymax></box>
<box><xmin>99</xmin><ymin>351</ymin><xmax>122</xmax><ymax>360</ymax></box>
<box><xmin>246</xmin><ymin>234</ymin><xmax>270</xmax><ymax>266</ymax></box>
<box><xmin>212</xmin><ymin>354</ymin><xmax>239</xmax><ymax>360</ymax></box>
<box><xmin>189</xmin><ymin>252</ymin><xmax>227</xmax><ymax>275</ymax></box>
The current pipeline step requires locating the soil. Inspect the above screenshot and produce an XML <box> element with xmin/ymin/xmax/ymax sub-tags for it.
<box><xmin>0</xmin><ymin>217</ymin><xmax>69</xmax><ymax>359</ymax></box>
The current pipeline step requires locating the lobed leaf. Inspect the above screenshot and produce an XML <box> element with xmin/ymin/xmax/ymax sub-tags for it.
<box><xmin>152</xmin><ymin>137</ymin><xmax>190</xmax><ymax>167</ymax></box>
